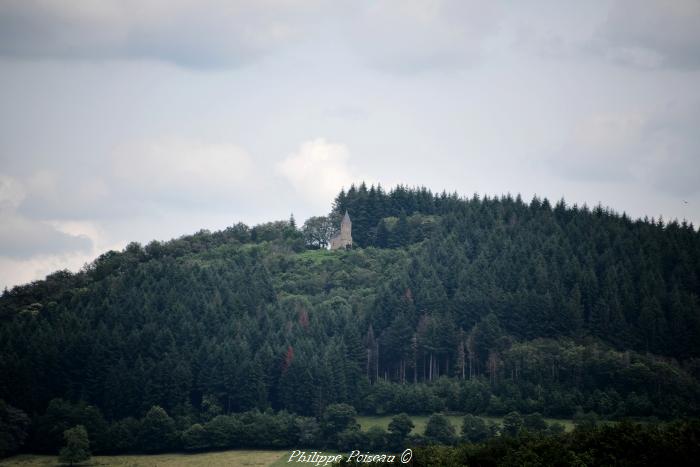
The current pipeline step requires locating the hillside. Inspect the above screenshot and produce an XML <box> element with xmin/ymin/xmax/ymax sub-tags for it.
<box><xmin>1</xmin><ymin>184</ymin><xmax>700</xmax><ymax>455</ymax></box>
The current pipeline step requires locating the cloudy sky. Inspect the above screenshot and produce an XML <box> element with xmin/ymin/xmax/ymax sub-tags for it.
<box><xmin>1</xmin><ymin>0</ymin><xmax>699</xmax><ymax>289</ymax></box>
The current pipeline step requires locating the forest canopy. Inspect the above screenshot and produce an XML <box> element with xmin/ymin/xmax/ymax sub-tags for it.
<box><xmin>1</xmin><ymin>184</ymin><xmax>699</xmax><ymax>455</ymax></box>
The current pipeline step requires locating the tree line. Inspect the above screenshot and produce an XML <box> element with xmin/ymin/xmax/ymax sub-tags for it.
<box><xmin>408</xmin><ymin>419</ymin><xmax>700</xmax><ymax>467</ymax></box>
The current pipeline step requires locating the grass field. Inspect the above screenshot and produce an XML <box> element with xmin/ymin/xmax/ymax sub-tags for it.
<box><xmin>268</xmin><ymin>451</ymin><xmax>344</xmax><ymax>467</ymax></box>
<box><xmin>0</xmin><ymin>451</ymin><xmax>290</xmax><ymax>467</ymax></box>
<box><xmin>0</xmin><ymin>415</ymin><xmax>576</xmax><ymax>466</ymax></box>
<box><xmin>357</xmin><ymin>414</ymin><xmax>575</xmax><ymax>434</ymax></box>
<box><xmin>295</xmin><ymin>249</ymin><xmax>338</xmax><ymax>264</ymax></box>
<box><xmin>0</xmin><ymin>451</ymin><xmax>352</xmax><ymax>467</ymax></box>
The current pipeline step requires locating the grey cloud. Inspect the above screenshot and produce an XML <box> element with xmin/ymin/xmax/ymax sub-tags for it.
<box><xmin>349</xmin><ymin>0</ymin><xmax>501</xmax><ymax>73</ymax></box>
<box><xmin>0</xmin><ymin>0</ymin><xmax>324</xmax><ymax>69</ymax></box>
<box><xmin>14</xmin><ymin>170</ymin><xmax>120</xmax><ymax>221</ymax></box>
<box><xmin>642</xmin><ymin>101</ymin><xmax>700</xmax><ymax>196</ymax></box>
<box><xmin>0</xmin><ymin>1</ymin><xmax>501</xmax><ymax>72</ymax></box>
<box><xmin>0</xmin><ymin>215</ymin><xmax>92</xmax><ymax>258</ymax></box>
<box><xmin>549</xmin><ymin>112</ymin><xmax>645</xmax><ymax>183</ymax></box>
<box><xmin>0</xmin><ymin>173</ymin><xmax>93</xmax><ymax>258</ymax></box>
<box><xmin>510</xmin><ymin>24</ymin><xmax>583</xmax><ymax>62</ymax></box>
<box><xmin>11</xmin><ymin>138</ymin><xmax>284</xmax><ymax>223</ymax></box>
<box><xmin>549</xmin><ymin>154</ymin><xmax>633</xmax><ymax>184</ymax></box>
<box><xmin>550</xmin><ymin>101</ymin><xmax>700</xmax><ymax>197</ymax></box>
<box><xmin>323</xmin><ymin>106</ymin><xmax>369</xmax><ymax>121</ymax></box>
<box><xmin>593</xmin><ymin>0</ymin><xmax>700</xmax><ymax>70</ymax></box>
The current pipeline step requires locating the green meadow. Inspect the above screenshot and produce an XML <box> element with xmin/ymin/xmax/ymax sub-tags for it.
<box><xmin>0</xmin><ymin>450</ymin><xmax>289</xmax><ymax>467</ymax></box>
<box><xmin>0</xmin><ymin>415</ymin><xmax>577</xmax><ymax>466</ymax></box>
<box><xmin>0</xmin><ymin>450</ymin><xmax>349</xmax><ymax>467</ymax></box>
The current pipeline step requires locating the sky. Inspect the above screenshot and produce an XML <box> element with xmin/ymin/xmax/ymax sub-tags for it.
<box><xmin>1</xmin><ymin>0</ymin><xmax>699</xmax><ymax>289</ymax></box>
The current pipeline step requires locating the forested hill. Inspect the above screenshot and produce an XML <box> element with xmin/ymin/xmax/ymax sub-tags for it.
<box><xmin>331</xmin><ymin>184</ymin><xmax>700</xmax><ymax>358</ymax></box>
<box><xmin>1</xmin><ymin>184</ymin><xmax>700</xmax><ymax>453</ymax></box>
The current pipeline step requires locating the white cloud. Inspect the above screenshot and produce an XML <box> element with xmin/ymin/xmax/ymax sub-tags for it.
<box><xmin>0</xmin><ymin>252</ymin><xmax>95</xmax><ymax>291</ymax></box>
<box><xmin>0</xmin><ymin>173</ymin><xmax>93</xmax><ymax>259</ymax></box>
<box><xmin>0</xmin><ymin>174</ymin><xmax>124</xmax><ymax>289</ymax></box>
<box><xmin>47</xmin><ymin>220</ymin><xmax>124</xmax><ymax>252</ymax></box>
<box><xmin>277</xmin><ymin>139</ymin><xmax>356</xmax><ymax>208</ymax></box>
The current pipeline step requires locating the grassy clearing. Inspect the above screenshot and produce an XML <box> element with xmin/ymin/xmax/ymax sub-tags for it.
<box><xmin>0</xmin><ymin>450</ymin><xmax>288</xmax><ymax>467</ymax></box>
<box><xmin>269</xmin><ymin>451</ymin><xmax>344</xmax><ymax>467</ymax></box>
<box><xmin>294</xmin><ymin>249</ymin><xmax>339</xmax><ymax>265</ymax></box>
<box><xmin>1</xmin><ymin>417</ymin><xmax>579</xmax><ymax>466</ymax></box>
<box><xmin>357</xmin><ymin>414</ymin><xmax>575</xmax><ymax>434</ymax></box>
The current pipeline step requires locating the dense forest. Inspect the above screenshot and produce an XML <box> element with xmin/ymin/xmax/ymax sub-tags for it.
<box><xmin>1</xmin><ymin>183</ymin><xmax>700</xmax><ymax>456</ymax></box>
<box><xmin>406</xmin><ymin>418</ymin><xmax>700</xmax><ymax>467</ymax></box>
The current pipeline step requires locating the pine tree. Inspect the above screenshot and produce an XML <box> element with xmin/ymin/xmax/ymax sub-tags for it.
<box><xmin>375</xmin><ymin>219</ymin><xmax>390</xmax><ymax>248</ymax></box>
<box><xmin>391</xmin><ymin>211</ymin><xmax>410</xmax><ymax>248</ymax></box>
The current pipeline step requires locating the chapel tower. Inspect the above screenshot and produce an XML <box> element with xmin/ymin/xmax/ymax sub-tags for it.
<box><xmin>330</xmin><ymin>211</ymin><xmax>353</xmax><ymax>250</ymax></box>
